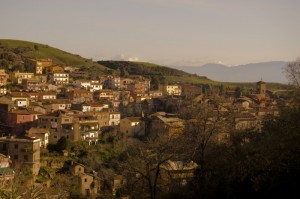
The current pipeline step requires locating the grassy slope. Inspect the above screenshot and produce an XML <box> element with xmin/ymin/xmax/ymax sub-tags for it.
<box><xmin>98</xmin><ymin>60</ymin><xmax>217</xmax><ymax>85</ymax></box>
<box><xmin>0</xmin><ymin>39</ymin><xmax>107</xmax><ymax>69</ymax></box>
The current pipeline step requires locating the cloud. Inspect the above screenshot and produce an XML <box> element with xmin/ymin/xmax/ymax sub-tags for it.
<box><xmin>111</xmin><ymin>53</ymin><xmax>139</xmax><ymax>62</ymax></box>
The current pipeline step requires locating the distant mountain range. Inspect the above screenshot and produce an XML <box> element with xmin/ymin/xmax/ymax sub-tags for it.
<box><xmin>171</xmin><ymin>61</ymin><xmax>289</xmax><ymax>83</ymax></box>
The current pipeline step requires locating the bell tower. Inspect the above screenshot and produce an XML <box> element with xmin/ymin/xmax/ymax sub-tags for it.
<box><xmin>256</xmin><ymin>79</ymin><xmax>266</xmax><ymax>97</ymax></box>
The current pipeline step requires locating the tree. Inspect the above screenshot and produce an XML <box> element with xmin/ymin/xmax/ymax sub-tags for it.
<box><xmin>56</xmin><ymin>136</ymin><xmax>68</xmax><ymax>152</ymax></box>
<box><xmin>34</xmin><ymin>44</ymin><xmax>39</xmax><ymax>51</ymax></box>
<box><xmin>121</xmin><ymin>134</ymin><xmax>183</xmax><ymax>199</ymax></box>
<box><xmin>285</xmin><ymin>58</ymin><xmax>300</xmax><ymax>87</ymax></box>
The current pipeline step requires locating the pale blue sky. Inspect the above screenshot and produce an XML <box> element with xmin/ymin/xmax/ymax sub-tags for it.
<box><xmin>1</xmin><ymin>0</ymin><xmax>299</xmax><ymax>66</ymax></box>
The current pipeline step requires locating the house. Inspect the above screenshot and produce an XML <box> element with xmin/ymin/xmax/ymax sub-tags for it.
<box><xmin>9</xmin><ymin>92</ymin><xmax>30</xmax><ymax>107</ymax></box>
<box><xmin>0</xmin><ymin>69</ymin><xmax>9</xmax><ymax>86</ymax></box>
<box><xmin>8</xmin><ymin>108</ymin><xmax>40</xmax><ymax>134</ymax></box>
<box><xmin>38</xmin><ymin>110</ymin><xmax>74</xmax><ymax>143</ymax></box>
<box><xmin>120</xmin><ymin>117</ymin><xmax>145</xmax><ymax>137</ymax></box>
<box><xmin>159</xmin><ymin>84</ymin><xmax>182</xmax><ymax>96</ymax></box>
<box><xmin>71</xmin><ymin>102</ymin><xmax>91</xmax><ymax>112</ymax></box>
<box><xmin>234</xmin><ymin>112</ymin><xmax>258</xmax><ymax>130</ymax></box>
<box><xmin>50</xmin><ymin>72</ymin><xmax>69</xmax><ymax>85</ymax></box>
<box><xmin>160</xmin><ymin>160</ymin><xmax>198</xmax><ymax>188</ymax></box>
<box><xmin>107</xmin><ymin>77</ymin><xmax>121</xmax><ymax>90</ymax></box>
<box><xmin>67</xmin><ymin>89</ymin><xmax>93</xmax><ymax>103</ymax></box>
<box><xmin>42</xmin><ymin>99</ymin><xmax>72</xmax><ymax>112</ymax></box>
<box><xmin>96</xmin><ymin>109</ymin><xmax>121</xmax><ymax>128</ymax></box>
<box><xmin>90</xmin><ymin>82</ymin><xmax>103</xmax><ymax>92</ymax></box>
<box><xmin>10</xmin><ymin>71</ymin><xmax>35</xmax><ymax>84</ymax></box>
<box><xmin>127</xmin><ymin>81</ymin><xmax>149</xmax><ymax>95</ymax></box>
<box><xmin>90</xmin><ymin>102</ymin><xmax>109</xmax><ymax>112</ymax></box>
<box><xmin>109</xmin><ymin>110</ymin><xmax>121</xmax><ymax>126</ymax></box>
<box><xmin>0</xmin><ymin>86</ymin><xmax>7</xmax><ymax>96</ymax></box>
<box><xmin>0</xmin><ymin>153</ymin><xmax>14</xmax><ymax>182</ymax></box>
<box><xmin>69</xmin><ymin>162</ymin><xmax>100</xmax><ymax>197</ymax></box>
<box><xmin>69</xmin><ymin>162</ymin><xmax>85</xmax><ymax>176</ymax></box>
<box><xmin>93</xmin><ymin>90</ymin><xmax>114</xmax><ymax>101</ymax></box>
<box><xmin>74</xmin><ymin>79</ymin><xmax>91</xmax><ymax>89</ymax></box>
<box><xmin>72</xmin><ymin>114</ymin><xmax>99</xmax><ymax>144</ymax></box>
<box><xmin>149</xmin><ymin>112</ymin><xmax>184</xmax><ymax>137</ymax></box>
<box><xmin>27</xmin><ymin>127</ymin><xmax>50</xmax><ymax>148</ymax></box>
<box><xmin>149</xmin><ymin>90</ymin><xmax>163</xmax><ymax>98</ymax></box>
<box><xmin>26</xmin><ymin>92</ymin><xmax>40</xmax><ymax>102</ymax></box>
<box><xmin>0</xmin><ymin>96</ymin><xmax>15</xmax><ymax>125</ymax></box>
<box><xmin>25</xmin><ymin>58</ymin><xmax>53</xmax><ymax>74</ymax></box>
<box><xmin>38</xmin><ymin>92</ymin><xmax>57</xmax><ymax>101</ymax></box>
<box><xmin>0</xmin><ymin>135</ymin><xmax>41</xmax><ymax>175</ymax></box>
<box><xmin>22</xmin><ymin>79</ymin><xmax>40</xmax><ymax>91</ymax></box>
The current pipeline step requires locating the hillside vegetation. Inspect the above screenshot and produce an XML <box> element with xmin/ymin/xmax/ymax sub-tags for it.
<box><xmin>0</xmin><ymin>39</ymin><xmax>288</xmax><ymax>89</ymax></box>
<box><xmin>0</xmin><ymin>39</ymin><xmax>107</xmax><ymax>69</ymax></box>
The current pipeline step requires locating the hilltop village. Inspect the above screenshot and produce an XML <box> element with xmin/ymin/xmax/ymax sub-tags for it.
<box><xmin>0</xmin><ymin>57</ymin><xmax>291</xmax><ymax>198</ymax></box>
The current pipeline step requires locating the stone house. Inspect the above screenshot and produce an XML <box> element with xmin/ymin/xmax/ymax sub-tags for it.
<box><xmin>120</xmin><ymin>117</ymin><xmax>145</xmax><ymax>137</ymax></box>
<box><xmin>27</xmin><ymin>127</ymin><xmax>50</xmax><ymax>148</ymax></box>
<box><xmin>0</xmin><ymin>135</ymin><xmax>41</xmax><ymax>175</ymax></box>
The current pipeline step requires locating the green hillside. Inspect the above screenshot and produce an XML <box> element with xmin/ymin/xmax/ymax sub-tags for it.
<box><xmin>98</xmin><ymin>60</ymin><xmax>215</xmax><ymax>84</ymax></box>
<box><xmin>0</xmin><ymin>39</ymin><xmax>107</xmax><ymax>69</ymax></box>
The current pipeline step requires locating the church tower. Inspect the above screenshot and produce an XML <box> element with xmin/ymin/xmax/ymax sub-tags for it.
<box><xmin>256</xmin><ymin>79</ymin><xmax>266</xmax><ymax>97</ymax></box>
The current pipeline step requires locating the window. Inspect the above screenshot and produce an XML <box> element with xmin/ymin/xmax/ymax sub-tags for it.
<box><xmin>24</xmin><ymin>155</ymin><xmax>28</xmax><ymax>161</ymax></box>
<box><xmin>84</xmin><ymin>178</ymin><xmax>87</xmax><ymax>182</ymax></box>
<box><xmin>14</xmin><ymin>144</ymin><xmax>18</xmax><ymax>149</ymax></box>
<box><xmin>14</xmin><ymin>155</ymin><xmax>18</xmax><ymax>160</ymax></box>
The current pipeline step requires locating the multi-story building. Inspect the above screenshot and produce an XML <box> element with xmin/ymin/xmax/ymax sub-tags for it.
<box><xmin>38</xmin><ymin>110</ymin><xmax>74</xmax><ymax>143</ymax></box>
<box><xmin>25</xmin><ymin>58</ymin><xmax>53</xmax><ymax>75</ymax></box>
<box><xmin>8</xmin><ymin>92</ymin><xmax>30</xmax><ymax>107</ymax></box>
<box><xmin>42</xmin><ymin>99</ymin><xmax>72</xmax><ymax>112</ymax></box>
<box><xmin>0</xmin><ymin>135</ymin><xmax>41</xmax><ymax>175</ymax></box>
<box><xmin>67</xmin><ymin>89</ymin><xmax>93</xmax><ymax>103</ymax></box>
<box><xmin>8</xmin><ymin>108</ymin><xmax>40</xmax><ymax>134</ymax></box>
<box><xmin>10</xmin><ymin>72</ymin><xmax>35</xmax><ymax>84</ymax></box>
<box><xmin>27</xmin><ymin>127</ymin><xmax>50</xmax><ymax>148</ymax></box>
<box><xmin>149</xmin><ymin>112</ymin><xmax>184</xmax><ymax>137</ymax></box>
<box><xmin>159</xmin><ymin>84</ymin><xmax>182</xmax><ymax>96</ymax></box>
<box><xmin>96</xmin><ymin>109</ymin><xmax>121</xmax><ymax>128</ymax></box>
<box><xmin>50</xmin><ymin>72</ymin><xmax>69</xmax><ymax>85</ymax></box>
<box><xmin>72</xmin><ymin>114</ymin><xmax>100</xmax><ymax>144</ymax></box>
<box><xmin>38</xmin><ymin>92</ymin><xmax>57</xmax><ymax>101</ymax></box>
<box><xmin>22</xmin><ymin>79</ymin><xmax>40</xmax><ymax>91</ymax></box>
<box><xmin>107</xmin><ymin>77</ymin><xmax>121</xmax><ymax>90</ymax></box>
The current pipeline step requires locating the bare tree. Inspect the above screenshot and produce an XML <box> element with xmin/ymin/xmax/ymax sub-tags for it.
<box><xmin>285</xmin><ymin>58</ymin><xmax>300</xmax><ymax>87</ymax></box>
<box><xmin>179</xmin><ymin>102</ymin><xmax>229</xmax><ymax>167</ymax></box>
<box><xmin>121</xmin><ymin>134</ymin><xmax>182</xmax><ymax>199</ymax></box>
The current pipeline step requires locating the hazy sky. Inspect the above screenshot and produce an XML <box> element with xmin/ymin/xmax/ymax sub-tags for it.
<box><xmin>1</xmin><ymin>0</ymin><xmax>299</xmax><ymax>66</ymax></box>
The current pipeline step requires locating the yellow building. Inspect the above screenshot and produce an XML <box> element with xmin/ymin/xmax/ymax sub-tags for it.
<box><xmin>25</xmin><ymin>58</ymin><xmax>53</xmax><ymax>75</ymax></box>
<box><xmin>10</xmin><ymin>71</ymin><xmax>35</xmax><ymax>84</ymax></box>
